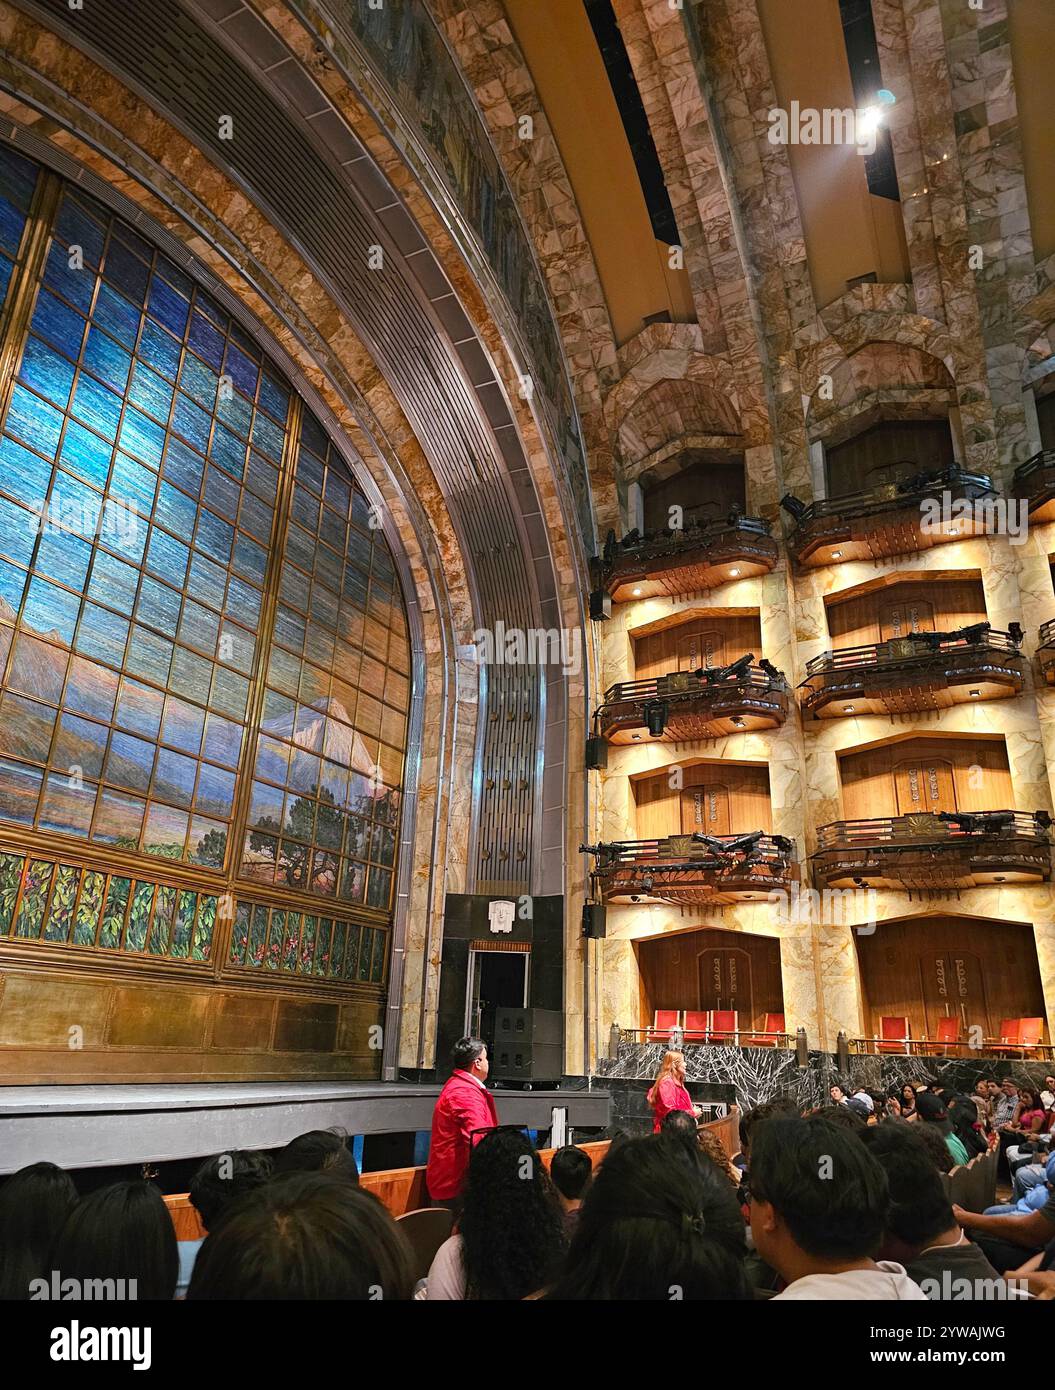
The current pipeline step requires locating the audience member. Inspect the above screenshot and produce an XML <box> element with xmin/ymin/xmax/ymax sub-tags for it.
<box><xmin>0</xmin><ymin>1162</ymin><xmax>78</xmax><ymax>1301</ymax></box>
<box><xmin>647</xmin><ymin>1050</ymin><xmax>699</xmax><ymax>1132</ymax></box>
<box><xmin>954</xmin><ymin>1191</ymin><xmax>1055</xmax><ymax>1275</ymax></box>
<box><xmin>696</xmin><ymin>1124</ymin><xmax>741</xmax><ymax>1189</ymax></box>
<box><xmin>188</xmin><ymin>1173</ymin><xmax>412</xmax><ymax>1299</ymax></box>
<box><xmin>915</xmin><ymin>1091</ymin><xmax>971</xmax><ymax>1167</ymax></box>
<box><xmin>545</xmin><ymin>1135</ymin><xmax>751</xmax><ymax>1300</ymax></box>
<box><xmin>861</xmin><ymin>1122</ymin><xmax>1000</xmax><ymax>1297</ymax></box>
<box><xmin>426</xmin><ymin>1128</ymin><xmax>565</xmax><ymax>1299</ymax></box>
<box><xmin>52</xmin><ymin>1180</ymin><xmax>178</xmax><ymax>1301</ymax></box>
<box><xmin>179</xmin><ymin>1149</ymin><xmax>273</xmax><ymax>1296</ymax></box>
<box><xmin>272</xmin><ymin>1128</ymin><xmax>359</xmax><ymax>1183</ymax></box>
<box><xmin>549</xmin><ymin>1145</ymin><xmax>593</xmax><ymax>1235</ymax></box>
<box><xmin>993</xmin><ymin>1077</ymin><xmax>1020</xmax><ymax>1130</ymax></box>
<box><xmin>748</xmin><ymin>1116</ymin><xmax>926</xmax><ymax>1300</ymax></box>
<box><xmin>973</xmin><ymin>1078</ymin><xmax>995</xmax><ymax>1128</ymax></box>
<box><xmin>425</xmin><ymin>1037</ymin><xmax>498</xmax><ymax>1210</ymax></box>
<box><xmin>912</xmin><ymin>1116</ymin><xmax>958</xmax><ymax>1175</ymax></box>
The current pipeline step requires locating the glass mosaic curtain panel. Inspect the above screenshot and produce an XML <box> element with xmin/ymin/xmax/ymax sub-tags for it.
<box><xmin>0</xmin><ymin>143</ymin><xmax>409</xmax><ymax>984</ymax></box>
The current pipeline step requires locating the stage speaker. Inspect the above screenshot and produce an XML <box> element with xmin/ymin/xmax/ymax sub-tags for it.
<box><xmin>581</xmin><ymin>902</ymin><xmax>606</xmax><ymax>939</ymax></box>
<box><xmin>585</xmin><ymin>737</ymin><xmax>608</xmax><ymax>771</ymax></box>
<box><xmin>491</xmin><ymin>1007</ymin><xmax>564</xmax><ymax>1082</ymax></box>
<box><xmin>588</xmin><ymin>589</ymin><xmax>611</xmax><ymax>621</ymax></box>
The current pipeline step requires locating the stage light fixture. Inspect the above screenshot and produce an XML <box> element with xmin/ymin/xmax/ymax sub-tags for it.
<box><xmin>645</xmin><ymin>700</ymin><xmax>669</xmax><ymax>737</ymax></box>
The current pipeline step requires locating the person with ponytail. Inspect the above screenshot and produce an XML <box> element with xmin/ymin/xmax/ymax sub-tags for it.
<box><xmin>647</xmin><ymin>1050</ymin><xmax>699</xmax><ymax>1133</ymax></box>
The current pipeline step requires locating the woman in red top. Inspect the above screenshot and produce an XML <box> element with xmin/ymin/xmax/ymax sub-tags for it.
<box><xmin>647</xmin><ymin>1050</ymin><xmax>699</xmax><ymax>1133</ymax></box>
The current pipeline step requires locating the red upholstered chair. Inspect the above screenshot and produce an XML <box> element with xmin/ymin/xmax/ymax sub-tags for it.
<box><xmin>646</xmin><ymin>1009</ymin><xmax>681</xmax><ymax>1043</ymax></box>
<box><xmin>995</xmin><ymin>1018</ymin><xmax>1021</xmax><ymax>1055</ymax></box>
<box><xmin>682</xmin><ymin>1010</ymin><xmax>708</xmax><ymax>1043</ymax></box>
<box><xmin>763</xmin><ymin>1011</ymin><xmax>787</xmax><ymax>1046</ymax></box>
<box><xmin>708</xmin><ymin>1010</ymin><xmax>739</xmax><ymax>1044</ymax></box>
<box><xmin>1017</xmin><ymin>1017</ymin><xmax>1045</xmax><ymax>1056</ymax></box>
<box><xmin>929</xmin><ymin>1016</ymin><xmax>960</xmax><ymax>1055</ymax></box>
<box><xmin>876</xmin><ymin>1015</ymin><xmax>911</xmax><ymax>1054</ymax></box>
<box><xmin>746</xmin><ymin>1012</ymin><xmax>786</xmax><ymax>1047</ymax></box>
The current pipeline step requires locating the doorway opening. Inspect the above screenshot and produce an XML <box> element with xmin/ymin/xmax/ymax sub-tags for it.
<box><xmin>465</xmin><ymin>947</ymin><xmax>529</xmax><ymax>1058</ymax></box>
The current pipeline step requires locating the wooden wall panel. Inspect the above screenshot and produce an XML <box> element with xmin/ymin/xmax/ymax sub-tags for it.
<box><xmin>856</xmin><ymin>916</ymin><xmax>1046</xmax><ymax>1043</ymax></box>
<box><xmin>839</xmin><ymin>738</ymin><xmax>1012</xmax><ymax>820</ymax></box>
<box><xmin>0</xmin><ymin>969</ymin><xmax>384</xmax><ymax>1081</ymax></box>
<box><xmin>827</xmin><ymin>580</ymin><xmax>987</xmax><ymax>645</ymax></box>
<box><xmin>643</xmin><ymin>459</ymin><xmax>746</xmax><ymax>532</ymax></box>
<box><xmin>634</xmin><ymin>615</ymin><xmax>762</xmax><ymax>679</ymax></box>
<box><xmin>108</xmin><ymin>987</ymin><xmax>211</xmax><ymax>1049</ymax></box>
<box><xmin>635</xmin><ymin>764</ymin><xmax>771</xmax><ymax>839</ymax></box>
<box><xmin>636</xmin><ymin>928</ymin><xmax>784</xmax><ymax>1031</ymax></box>
<box><xmin>825</xmin><ymin>420</ymin><xmax>954</xmax><ymax>497</ymax></box>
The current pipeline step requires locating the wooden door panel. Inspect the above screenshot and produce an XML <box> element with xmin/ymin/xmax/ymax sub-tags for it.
<box><xmin>681</xmin><ymin>784</ymin><xmax>730</xmax><ymax>835</ymax></box>
<box><xmin>697</xmin><ymin>947</ymin><xmax>754</xmax><ymax>1020</ymax></box>
<box><xmin>919</xmin><ymin>951</ymin><xmax>990</xmax><ymax>1039</ymax></box>
<box><xmin>880</xmin><ymin>597</ymin><xmax>935</xmax><ymax>640</ymax></box>
<box><xmin>678</xmin><ymin>628</ymin><xmax>723</xmax><ymax>671</ymax></box>
<box><xmin>894</xmin><ymin>757</ymin><xmax>957</xmax><ymax>815</ymax></box>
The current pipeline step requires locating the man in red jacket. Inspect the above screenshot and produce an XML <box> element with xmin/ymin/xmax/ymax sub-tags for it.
<box><xmin>425</xmin><ymin>1037</ymin><xmax>499</xmax><ymax>1208</ymax></box>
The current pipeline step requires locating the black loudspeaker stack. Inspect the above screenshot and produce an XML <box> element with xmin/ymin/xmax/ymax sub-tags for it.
<box><xmin>491</xmin><ymin>1007</ymin><xmax>564</xmax><ymax>1082</ymax></box>
<box><xmin>581</xmin><ymin>902</ymin><xmax>606</xmax><ymax>938</ymax></box>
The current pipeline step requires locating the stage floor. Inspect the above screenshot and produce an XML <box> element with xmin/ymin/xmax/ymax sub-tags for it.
<box><xmin>0</xmin><ymin>1081</ymin><xmax>611</xmax><ymax>1173</ymax></box>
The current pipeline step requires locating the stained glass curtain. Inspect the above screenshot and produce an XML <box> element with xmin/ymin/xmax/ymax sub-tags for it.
<box><xmin>0</xmin><ymin>143</ymin><xmax>409</xmax><ymax>982</ymax></box>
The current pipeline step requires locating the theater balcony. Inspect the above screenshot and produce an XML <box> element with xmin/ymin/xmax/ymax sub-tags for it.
<box><xmin>781</xmin><ymin>466</ymin><xmax>1000</xmax><ymax>568</ymax></box>
<box><xmin>595</xmin><ymin>656</ymin><xmax>790</xmax><ymax>743</ymax></box>
<box><xmin>1013</xmin><ymin>450</ymin><xmax>1055</xmax><ymax>522</ymax></box>
<box><xmin>798</xmin><ymin>623</ymin><xmax>1024</xmax><ymax>718</ymax></box>
<box><xmin>1038</xmin><ymin>620</ymin><xmax>1055</xmax><ymax>685</ymax></box>
<box><xmin>581</xmin><ymin>832</ymin><xmax>798</xmax><ymax>905</ymax></box>
<box><xmin>592</xmin><ymin>515</ymin><xmax>778</xmax><ymax>604</ymax></box>
<box><xmin>811</xmin><ymin>810</ymin><xmax>1053</xmax><ymax>890</ymax></box>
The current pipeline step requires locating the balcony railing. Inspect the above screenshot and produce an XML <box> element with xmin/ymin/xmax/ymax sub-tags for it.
<box><xmin>1012</xmin><ymin>450</ymin><xmax>1055</xmax><ymax>521</ymax></box>
<box><xmin>581</xmin><ymin>832</ymin><xmax>797</xmax><ymax>905</ymax></box>
<box><xmin>1039</xmin><ymin>619</ymin><xmax>1055</xmax><ymax>685</ymax></box>
<box><xmin>593</xmin><ymin>514</ymin><xmax>778</xmax><ymax>602</ymax></box>
<box><xmin>812</xmin><ymin>810</ymin><xmax>1052</xmax><ymax>890</ymax></box>
<box><xmin>596</xmin><ymin>657</ymin><xmax>790</xmax><ymax>742</ymax></box>
<box><xmin>799</xmin><ymin>623</ymin><xmax>1024</xmax><ymax>717</ymax></box>
<box><xmin>782</xmin><ymin>466</ymin><xmax>999</xmax><ymax>567</ymax></box>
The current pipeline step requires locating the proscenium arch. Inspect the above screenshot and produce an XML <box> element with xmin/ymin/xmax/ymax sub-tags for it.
<box><xmin>0</xmin><ymin>128</ymin><xmax>432</xmax><ymax>1078</ymax></box>
<box><xmin>0</xmin><ymin>0</ymin><xmax>590</xmax><ymax>1066</ymax></box>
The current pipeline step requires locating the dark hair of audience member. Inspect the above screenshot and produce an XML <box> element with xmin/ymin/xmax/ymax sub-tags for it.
<box><xmin>946</xmin><ymin>1094</ymin><xmax>986</xmax><ymax>1156</ymax></box>
<box><xmin>450</xmin><ymin>1036</ymin><xmax>486</xmax><ymax>1070</ymax></box>
<box><xmin>660</xmin><ymin>1108</ymin><xmax>699</xmax><ymax>1146</ymax></box>
<box><xmin>821</xmin><ymin>1101</ymin><xmax>866</xmax><ymax>1132</ymax></box>
<box><xmin>738</xmin><ymin>1098</ymin><xmax>798</xmax><ymax>1157</ymax></box>
<box><xmin>272</xmin><ymin>1128</ymin><xmax>359</xmax><ymax>1183</ymax></box>
<box><xmin>51</xmin><ymin>1180</ymin><xmax>178</xmax><ymax>1301</ymax></box>
<box><xmin>189</xmin><ymin>1149</ymin><xmax>273</xmax><ymax>1232</ymax></box>
<box><xmin>546</xmin><ymin>1135</ymin><xmax>751</xmax><ymax>1301</ymax></box>
<box><xmin>696</xmin><ymin>1124</ymin><xmax>740</xmax><ymax>1189</ymax></box>
<box><xmin>749</xmin><ymin>1115</ymin><xmax>888</xmax><ymax>1261</ymax></box>
<box><xmin>188</xmin><ymin>1173</ymin><xmax>413</xmax><ymax>1300</ymax></box>
<box><xmin>859</xmin><ymin>1121</ymin><xmax>955</xmax><ymax>1251</ymax></box>
<box><xmin>457</xmin><ymin>1128</ymin><xmax>566</xmax><ymax>1300</ymax></box>
<box><xmin>549</xmin><ymin>1145</ymin><xmax>593</xmax><ymax>1203</ymax></box>
<box><xmin>910</xmin><ymin>1114</ymin><xmax>956</xmax><ymax>1173</ymax></box>
<box><xmin>0</xmin><ymin>1162</ymin><xmax>78</xmax><ymax>1300</ymax></box>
